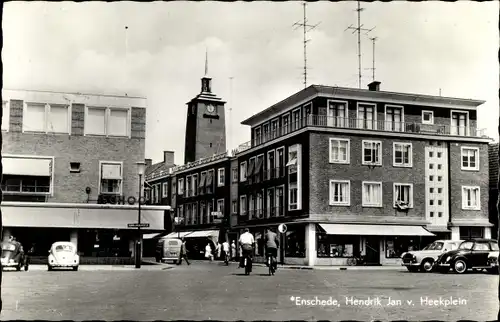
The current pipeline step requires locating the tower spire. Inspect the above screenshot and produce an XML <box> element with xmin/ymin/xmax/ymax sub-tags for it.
<box><xmin>204</xmin><ymin>48</ymin><xmax>208</xmax><ymax>77</ymax></box>
<box><xmin>201</xmin><ymin>49</ymin><xmax>212</xmax><ymax>93</ymax></box>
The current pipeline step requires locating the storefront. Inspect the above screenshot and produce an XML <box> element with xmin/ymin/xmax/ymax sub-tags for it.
<box><xmin>162</xmin><ymin>229</ymin><xmax>220</xmax><ymax>259</ymax></box>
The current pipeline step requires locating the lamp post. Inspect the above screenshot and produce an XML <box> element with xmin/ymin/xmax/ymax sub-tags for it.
<box><xmin>135</xmin><ymin>161</ymin><xmax>146</xmax><ymax>269</ymax></box>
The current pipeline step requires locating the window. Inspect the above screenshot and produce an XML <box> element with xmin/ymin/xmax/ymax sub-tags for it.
<box><xmin>385</xmin><ymin>237</ymin><xmax>420</xmax><ymax>258</ymax></box>
<box><xmin>393</xmin><ymin>143</ymin><xmax>412</xmax><ymax>167</ymax></box>
<box><xmin>282</xmin><ymin>114</ymin><xmax>290</xmax><ymax>135</ymax></box>
<box><xmin>70</xmin><ymin>162</ymin><xmax>81</xmax><ymax>173</ymax></box>
<box><xmin>287</xmin><ymin>150</ymin><xmax>298</xmax><ymax>174</ymax></box>
<box><xmin>256</xmin><ymin>190</ymin><xmax>264</xmax><ymax>218</ymax></box>
<box><xmin>178</xmin><ymin>205</ymin><xmax>184</xmax><ymax>223</ymax></box>
<box><xmin>276</xmin><ymin>147</ymin><xmax>285</xmax><ymax>178</ymax></box>
<box><xmin>262</xmin><ymin>123</ymin><xmax>270</xmax><ymax>142</ymax></box>
<box><xmin>232</xmin><ymin>200</ymin><xmax>238</xmax><ymax>214</ymax></box>
<box><xmin>2</xmin><ymin>101</ymin><xmax>9</xmax><ymax>131</ymax></box>
<box><xmin>218</xmin><ymin>168</ymin><xmax>225</xmax><ymax>187</ymax></box>
<box><xmin>231</xmin><ymin>168</ymin><xmax>238</xmax><ymax>183</ymax></box>
<box><xmin>23</xmin><ymin>103</ymin><xmax>70</xmax><ymax>134</ymax></box>
<box><xmin>438</xmin><ymin>200</ymin><xmax>442</xmax><ymax>206</ymax></box>
<box><xmin>267</xmin><ymin>150</ymin><xmax>276</xmax><ymax>180</ymax></box>
<box><xmin>459</xmin><ymin>227</ymin><xmax>483</xmax><ymax>240</ymax></box>
<box><xmin>422</xmin><ymin>110</ymin><xmax>434</xmax><ymax>125</ymax></box>
<box><xmin>177</xmin><ymin>178</ymin><xmax>184</xmax><ymax>195</ymax></box>
<box><xmin>284</xmin><ymin>225</ymin><xmax>305</xmax><ymax>258</ymax></box>
<box><xmin>393</xmin><ymin>183</ymin><xmax>413</xmax><ymax>208</ymax></box>
<box><xmin>327</xmin><ymin>100</ymin><xmax>348</xmax><ymax>127</ymax></box>
<box><xmin>85</xmin><ymin>106</ymin><xmax>130</xmax><ymax>137</ymax></box>
<box><xmin>430</xmin><ymin>188</ymin><xmax>434</xmax><ymax>193</ymax></box>
<box><xmin>329</xmin><ymin>138</ymin><xmax>350</xmax><ymax>164</ymax></box>
<box><xmin>429</xmin><ymin>164</ymin><xmax>434</xmax><ymax>169</ymax></box>
<box><xmin>329</xmin><ymin>180</ymin><xmax>350</xmax><ymax>206</ymax></box>
<box><xmin>162</xmin><ymin>182</ymin><xmax>168</xmax><ymax>198</ymax></box>
<box><xmin>289</xmin><ymin>182</ymin><xmax>298</xmax><ymax>210</ymax></box>
<box><xmin>429</xmin><ymin>151</ymin><xmax>433</xmax><ymax>158</ymax></box>
<box><xmin>1</xmin><ymin>175</ymin><xmax>51</xmax><ymax>194</ymax></box>
<box><xmin>429</xmin><ymin>200</ymin><xmax>434</xmax><ymax>205</ymax></box>
<box><xmin>200</xmin><ymin>201</ymin><xmax>206</xmax><ymax>224</ymax></box>
<box><xmin>451</xmin><ymin>111</ymin><xmax>468</xmax><ymax>136</ymax></box>
<box><xmin>248</xmin><ymin>194</ymin><xmax>255</xmax><ymax>219</ymax></box>
<box><xmin>438</xmin><ymin>188</ymin><xmax>442</xmax><ymax>193</ymax></box>
<box><xmin>240</xmin><ymin>195</ymin><xmax>247</xmax><ymax>216</ymax></box>
<box><xmin>199</xmin><ymin>171</ymin><xmax>207</xmax><ymax>194</ymax></box>
<box><xmin>186</xmin><ymin>204</ymin><xmax>192</xmax><ymax>224</ymax></box>
<box><xmin>240</xmin><ymin>162</ymin><xmax>247</xmax><ymax>182</ymax></box>
<box><xmin>429</xmin><ymin>175</ymin><xmax>434</xmax><ymax>181</ymax></box>
<box><xmin>291</xmin><ymin>109</ymin><xmax>301</xmax><ymax>131</ymax></box>
<box><xmin>192</xmin><ymin>174</ymin><xmax>198</xmax><ymax>196</ymax></box>
<box><xmin>153</xmin><ymin>184</ymin><xmax>160</xmax><ymax>203</ymax></box>
<box><xmin>438</xmin><ymin>212</ymin><xmax>443</xmax><ymax>217</ymax></box>
<box><xmin>362</xmin><ymin>182</ymin><xmax>382</xmax><ymax>207</ymax></box>
<box><xmin>206</xmin><ymin>170</ymin><xmax>214</xmax><ymax>194</ymax></box>
<box><xmin>438</xmin><ymin>176</ymin><xmax>442</xmax><ymax>182</ymax></box>
<box><xmin>186</xmin><ymin>175</ymin><xmax>192</xmax><ymax>197</ymax></box>
<box><xmin>317</xmin><ymin>233</ymin><xmax>358</xmax><ymax>258</ymax></box>
<box><xmin>461</xmin><ymin>147</ymin><xmax>479</xmax><ymax>171</ymax></box>
<box><xmin>267</xmin><ymin>188</ymin><xmax>275</xmax><ymax>217</ymax></box>
<box><xmin>430</xmin><ymin>212</ymin><xmax>434</xmax><ymax>217</ymax></box>
<box><xmin>254</xmin><ymin>155</ymin><xmax>264</xmax><ymax>182</ymax></box>
<box><xmin>271</xmin><ymin>119</ymin><xmax>279</xmax><ymax>139</ymax></box>
<box><xmin>462</xmin><ymin>186</ymin><xmax>480</xmax><ymax>210</ymax></box>
<box><xmin>362</xmin><ymin>140</ymin><xmax>382</xmax><ymax>165</ymax></box>
<box><xmin>357</xmin><ymin>103</ymin><xmax>377</xmax><ymax>130</ymax></box>
<box><xmin>437</xmin><ymin>152</ymin><xmax>442</xmax><ymax>158</ymax></box>
<box><xmin>274</xmin><ymin>186</ymin><xmax>284</xmax><ymax>217</ymax></box>
<box><xmin>385</xmin><ymin>105</ymin><xmax>404</xmax><ymax>132</ymax></box>
<box><xmin>437</xmin><ymin>164</ymin><xmax>442</xmax><ymax>170</ymax></box>
<box><xmin>207</xmin><ymin>199</ymin><xmax>214</xmax><ymax>223</ymax></box>
<box><xmin>217</xmin><ymin>199</ymin><xmax>225</xmax><ymax>216</ymax></box>
<box><xmin>254</xmin><ymin>127</ymin><xmax>262</xmax><ymax>145</ymax></box>
<box><xmin>99</xmin><ymin>162</ymin><xmax>123</xmax><ymax>194</ymax></box>
<box><xmin>247</xmin><ymin>157</ymin><xmax>256</xmax><ymax>181</ymax></box>
<box><xmin>192</xmin><ymin>202</ymin><xmax>198</xmax><ymax>224</ymax></box>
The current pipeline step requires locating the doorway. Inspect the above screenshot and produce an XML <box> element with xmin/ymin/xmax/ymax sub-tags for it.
<box><xmin>364</xmin><ymin>236</ymin><xmax>380</xmax><ymax>265</ymax></box>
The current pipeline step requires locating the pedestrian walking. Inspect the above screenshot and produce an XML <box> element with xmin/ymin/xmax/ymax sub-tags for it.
<box><xmin>205</xmin><ymin>243</ymin><xmax>213</xmax><ymax>261</ymax></box>
<box><xmin>177</xmin><ymin>238</ymin><xmax>190</xmax><ymax>265</ymax></box>
<box><xmin>231</xmin><ymin>240</ymin><xmax>237</xmax><ymax>261</ymax></box>
<box><xmin>216</xmin><ymin>242</ymin><xmax>221</xmax><ymax>260</ymax></box>
<box><xmin>222</xmin><ymin>240</ymin><xmax>230</xmax><ymax>264</ymax></box>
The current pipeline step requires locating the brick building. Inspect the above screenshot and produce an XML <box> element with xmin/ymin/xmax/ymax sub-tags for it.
<box><xmin>489</xmin><ymin>142</ymin><xmax>499</xmax><ymax>239</ymax></box>
<box><xmin>231</xmin><ymin>81</ymin><xmax>492</xmax><ymax>266</ymax></box>
<box><xmin>1</xmin><ymin>89</ymin><xmax>170</xmax><ymax>262</ymax></box>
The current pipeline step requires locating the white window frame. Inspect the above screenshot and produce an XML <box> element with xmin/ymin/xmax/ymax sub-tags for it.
<box><xmin>276</xmin><ymin>185</ymin><xmax>285</xmax><ymax>216</ymax></box>
<box><xmin>162</xmin><ymin>182</ymin><xmax>168</xmax><ymax>198</ymax></box>
<box><xmin>231</xmin><ymin>168</ymin><xmax>238</xmax><ymax>183</ymax></box>
<box><xmin>329</xmin><ymin>138</ymin><xmax>350</xmax><ymax>164</ymax></box>
<box><xmin>362</xmin><ymin>140</ymin><xmax>382</xmax><ymax>166</ymax></box>
<box><xmin>178</xmin><ymin>178</ymin><xmax>184</xmax><ymax>195</ymax></box>
<box><xmin>393</xmin><ymin>142</ymin><xmax>413</xmax><ymax>167</ymax></box>
<box><xmin>254</xmin><ymin>126</ymin><xmax>262</xmax><ymax>145</ymax></box>
<box><xmin>461</xmin><ymin>147</ymin><xmax>480</xmax><ymax>171</ymax></box>
<box><xmin>393</xmin><ymin>183</ymin><xmax>414</xmax><ymax>208</ymax></box>
<box><xmin>232</xmin><ymin>200</ymin><xmax>238</xmax><ymax>214</ymax></box>
<box><xmin>362</xmin><ymin>181</ymin><xmax>383</xmax><ymax>207</ymax></box>
<box><xmin>276</xmin><ymin>146</ymin><xmax>285</xmax><ymax>178</ymax></box>
<box><xmin>329</xmin><ymin>180</ymin><xmax>350</xmax><ymax>206</ymax></box>
<box><xmin>450</xmin><ymin>110</ymin><xmax>470</xmax><ymax>136</ymax></box>
<box><xmin>154</xmin><ymin>183</ymin><xmax>161</xmax><ymax>203</ymax></box>
<box><xmin>217</xmin><ymin>198</ymin><xmax>225</xmax><ymax>214</ymax></box>
<box><xmin>267</xmin><ymin>149</ymin><xmax>276</xmax><ymax>180</ymax></box>
<box><xmin>240</xmin><ymin>161</ymin><xmax>247</xmax><ymax>182</ymax></box>
<box><xmin>2</xmin><ymin>101</ymin><xmax>10</xmax><ymax>132</ymax></box>
<box><xmin>288</xmin><ymin>182</ymin><xmax>298</xmax><ymax>210</ymax></box>
<box><xmin>218</xmin><ymin>168</ymin><xmax>225</xmax><ymax>187</ymax></box>
<box><xmin>191</xmin><ymin>174</ymin><xmax>198</xmax><ymax>196</ymax></box>
<box><xmin>239</xmin><ymin>195</ymin><xmax>247</xmax><ymax>215</ymax></box>
<box><xmin>462</xmin><ymin>186</ymin><xmax>481</xmax><ymax>210</ymax></box>
<box><xmin>327</xmin><ymin>99</ymin><xmax>349</xmax><ymax>128</ymax></box>
<box><xmin>356</xmin><ymin>102</ymin><xmax>378</xmax><ymax>130</ymax></box>
<box><xmin>271</xmin><ymin>119</ymin><xmax>279</xmax><ymax>139</ymax></box>
<box><xmin>282</xmin><ymin>114</ymin><xmax>290</xmax><ymax>135</ymax></box>
<box><xmin>422</xmin><ymin>110</ymin><xmax>434</xmax><ymax>125</ymax></box>
<box><xmin>186</xmin><ymin>175</ymin><xmax>192</xmax><ymax>197</ymax></box>
<box><xmin>23</xmin><ymin>102</ymin><xmax>72</xmax><ymax>134</ymax></box>
<box><xmin>291</xmin><ymin>108</ymin><xmax>301</xmax><ymax>131</ymax></box>
<box><xmin>384</xmin><ymin>104</ymin><xmax>405</xmax><ymax>131</ymax></box>
<box><xmin>98</xmin><ymin>161</ymin><xmax>123</xmax><ymax>195</ymax></box>
<box><xmin>84</xmin><ymin>106</ymin><xmax>131</xmax><ymax>138</ymax></box>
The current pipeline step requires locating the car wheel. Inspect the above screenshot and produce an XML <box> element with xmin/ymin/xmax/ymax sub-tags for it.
<box><xmin>406</xmin><ymin>266</ymin><xmax>419</xmax><ymax>272</ymax></box>
<box><xmin>453</xmin><ymin>260</ymin><xmax>467</xmax><ymax>274</ymax></box>
<box><xmin>420</xmin><ymin>259</ymin><xmax>434</xmax><ymax>273</ymax></box>
<box><xmin>47</xmin><ymin>265</ymin><xmax>52</xmax><ymax>271</ymax></box>
<box><xmin>24</xmin><ymin>264</ymin><xmax>29</xmax><ymax>271</ymax></box>
<box><xmin>487</xmin><ymin>267</ymin><xmax>498</xmax><ymax>274</ymax></box>
<box><xmin>73</xmin><ymin>266</ymin><xmax>78</xmax><ymax>271</ymax></box>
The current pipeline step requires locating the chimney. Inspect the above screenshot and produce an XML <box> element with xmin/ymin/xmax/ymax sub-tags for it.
<box><xmin>163</xmin><ymin>151</ymin><xmax>175</xmax><ymax>168</ymax></box>
<box><xmin>145</xmin><ymin>159</ymin><xmax>152</xmax><ymax>168</ymax></box>
<box><xmin>368</xmin><ymin>81</ymin><xmax>381</xmax><ymax>91</ymax></box>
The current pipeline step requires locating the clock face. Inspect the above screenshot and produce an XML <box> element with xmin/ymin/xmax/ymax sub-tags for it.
<box><xmin>206</xmin><ymin>104</ymin><xmax>215</xmax><ymax>113</ymax></box>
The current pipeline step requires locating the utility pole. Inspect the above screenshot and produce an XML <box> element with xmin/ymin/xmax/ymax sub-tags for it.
<box><xmin>367</xmin><ymin>36</ymin><xmax>378</xmax><ymax>82</ymax></box>
<box><xmin>293</xmin><ymin>2</ymin><xmax>320</xmax><ymax>88</ymax></box>
<box><xmin>345</xmin><ymin>0</ymin><xmax>375</xmax><ymax>88</ymax></box>
<box><xmin>124</xmin><ymin>26</ymin><xmax>129</xmax><ymax>96</ymax></box>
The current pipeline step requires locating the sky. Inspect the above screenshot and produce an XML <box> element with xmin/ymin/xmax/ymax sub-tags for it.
<box><xmin>3</xmin><ymin>1</ymin><xmax>499</xmax><ymax>165</ymax></box>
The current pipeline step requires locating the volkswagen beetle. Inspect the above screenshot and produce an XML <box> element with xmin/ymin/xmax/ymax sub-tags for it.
<box><xmin>48</xmin><ymin>242</ymin><xmax>79</xmax><ymax>271</ymax></box>
<box><xmin>434</xmin><ymin>239</ymin><xmax>498</xmax><ymax>274</ymax></box>
<box><xmin>1</xmin><ymin>240</ymin><xmax>28</xmax><ymax>271</ymax></box>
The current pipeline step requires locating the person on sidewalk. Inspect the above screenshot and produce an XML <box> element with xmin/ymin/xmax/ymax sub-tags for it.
<box><xmin>222</xmin><ymin>240</ymin><xmax>230</xmax><ymax>264</ymax></box>
<box><xmin>216</xmin><ymin>242</ymin><xmax>221</xmax><ymax>260</ymax></box>
<box><xmin>205</xmin><ymin>243</ymin><xmax>214</xmax><ymax>261</ymax></box>
<box><xmin>177</xmin><ymin>239</ymin><xmax>190</xmax><ymax>265</ymax></box>
<box><xmin>231</xmin><ymin>240</ymin><xmax>237</xmax><ymax>261</ymax></box>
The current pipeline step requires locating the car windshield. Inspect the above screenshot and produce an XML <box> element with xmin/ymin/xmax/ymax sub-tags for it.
<box><xmin>1</xmin><ymin>244</ymin><xmax>16</xmax><ymax>251</ymax></box>
<box><xmin>55</xmin><ymin>245</ymin><xmax>73</xmax><ymax>252</ymax></box>
<box><xmin>458</xmin><ymin>241</ymin><xmax>474</xmax><ymax>250</ymax></box>
<box><xmin>423</xmin><ymin>242</ymin><xmax>444</xmax><ymax>250</ymax></box>
<box><xmin>491</xmin><ymin>243</ymin><xmax>499</xmax><ymax>251</ymax></box>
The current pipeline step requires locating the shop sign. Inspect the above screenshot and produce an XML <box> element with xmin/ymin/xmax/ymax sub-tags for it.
<box><xmin>98</xmin><ymin>194</ymin><xmax>147</xmax><ymax>205</ymax></box>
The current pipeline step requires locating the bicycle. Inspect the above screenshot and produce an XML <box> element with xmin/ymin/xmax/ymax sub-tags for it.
<box><xmin>347</xmin><ymin>254</ymin><xmax>366</xmax><ymax>266</ymax></box>
<box><xmin>224</xmin><ymin>251</ymin><xmax>230</xmax><ymax>266</ymax></box>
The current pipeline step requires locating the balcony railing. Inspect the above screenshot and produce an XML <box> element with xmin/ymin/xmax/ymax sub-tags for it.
<box><xmin>233</xmin><ymin>115</ymin><xmax>487</xmax><ymax>153</ymax></box>
<box><xmin>242</xmin><ymin>207</ymin><xmax>285</xmax><ymax>220</ymax></box>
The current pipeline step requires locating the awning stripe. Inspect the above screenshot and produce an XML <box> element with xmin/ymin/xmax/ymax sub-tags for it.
<box><xmin>318</xmin><ymin>223</ymin><xmax>435</xmax><ymax>236</ymax></box>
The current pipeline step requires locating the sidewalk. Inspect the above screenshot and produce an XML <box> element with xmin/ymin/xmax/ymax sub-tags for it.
<box><xmin>251</xmin><ymin>263</ymin><xmax>405</xmax><ymax>271</ymax></box>
<box><xmin>21</xmin><ymin>263</ymin><xmax>173</xmax><ymax>271</ymax></box>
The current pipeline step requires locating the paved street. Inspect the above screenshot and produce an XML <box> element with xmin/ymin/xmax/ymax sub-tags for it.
<box><xmin>0</xmin><ymin>261</ymin><xmax>497</xmax><ymax>321</ymax></box>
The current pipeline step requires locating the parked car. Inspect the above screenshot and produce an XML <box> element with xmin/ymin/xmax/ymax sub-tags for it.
<box><xmin>401</xmin><ymin>240</ymin><xmax>463</xmax><ymax>272</ymax></box>
<box><xmin>48</xmin><ymin>242</ymin><xmax>79</xmax><ymax>271</ymax></box>
<box><xmin>1</xmin><ymin>240</ymin><xmax>28</xmax><ymax>271</ymax></box>
<box><xmin>487</xmin><ymin>250</ymin><xmax>499</xmax><ymax>274</ymax></box>
<box><xmin>155</xmin><ymin>238</ymin><xmax>182</xmax><ymax>264</ymax></box>
<box><xmin>434</xmin><ymin>239</ymin><xmax>499</xmax><ymax>274</ymax></box>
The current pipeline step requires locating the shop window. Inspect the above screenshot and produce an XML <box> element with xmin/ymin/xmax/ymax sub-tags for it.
<box><xmin>250</xmin><ymin>228</ymin><xmax>265</xmax><ymax>256</ymax></box>
<box><xmin>316</xmin><ymin>232</ymin><xmax>358</xmax><ymax>258</ymax></box>
<box><xmin>285</xmin><ymin>225</ymin><xmax>305</xmax><ymax>258</ymax></box>
<box><xmin>459</xmin><ymin>227</ymin><xmax>484</xmax><ymax>240</ymax></box>
<box><xmin>385</xmin><ymin>237</ymin><xmax>419</xmax><ymax>258</ymax></box>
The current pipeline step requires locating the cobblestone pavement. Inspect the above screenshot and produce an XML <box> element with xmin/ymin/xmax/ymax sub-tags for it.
<box><xmin>0</xmin><ymin>261</ymin><xmax>497</xmax><ymax>321</ymax></box>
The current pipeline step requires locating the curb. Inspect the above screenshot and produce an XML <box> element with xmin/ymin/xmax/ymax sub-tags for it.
<box><xmin>252</xmin><ymin>263</ymin><xmax>404</xmax><ymax>271</ymax></box>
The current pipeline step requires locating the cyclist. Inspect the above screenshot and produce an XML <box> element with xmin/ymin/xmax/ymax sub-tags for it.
<box><xmin>264</xmin><ymin>227</ymin><xmax>279</xmax><ymax>271</ymax></box>
<box><xmin>238</xmin><ymin>228</ymin><xmax>255</xmax><ymax>269</ymax></box>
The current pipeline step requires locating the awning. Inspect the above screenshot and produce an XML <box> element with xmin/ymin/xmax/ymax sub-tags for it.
<box><xmin>3</xmin><ymin>157</ymin><xmax>52</xmax><ymax>176</ymax></box>
<box><xmin>185</xmin><ymin>230</ymin><xmax>219</xmax><ymax>238</ymax></box>
<box><xmin>318</xmin><ymin>223</ymin><xmax>435</xmax><ymax>236</ymax></box>
<box><xmin>286</xmin><ymin>158</ymin><xmax>297</xmax><ymax>167</ymax></box>
<box><xmin>164</xmin><ymin>231</ymin><xmax>193</xmax><ymax>239</ymax></box>
<box><xmin>143</xmin><ymin>233</ymin><xmax>162</xmax><ymax>239</ymax></box>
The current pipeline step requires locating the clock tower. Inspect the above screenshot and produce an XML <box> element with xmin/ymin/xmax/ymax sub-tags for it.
<box><xmin>184</xmin><ymin>56</ymin><xmax>227</xmax><ymax>164</ymax></box>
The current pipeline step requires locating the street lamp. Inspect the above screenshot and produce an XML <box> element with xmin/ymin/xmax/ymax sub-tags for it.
<box><xmin>135</xmin><ymin>161</ymin><xmax>146</xmax><ymax>269</ymax></box>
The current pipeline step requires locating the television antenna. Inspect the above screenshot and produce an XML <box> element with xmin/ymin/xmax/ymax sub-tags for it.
<box><xmin>345</xmin><ymin>0</ymin><xmax>375</xmax><ymax>88</ymax></box>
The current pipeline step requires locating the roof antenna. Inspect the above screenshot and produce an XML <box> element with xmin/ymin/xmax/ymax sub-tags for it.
<box><xmin>293</xmin><ymin>2</ymin><xmax>320</xmax><ymax>89</ymax></box>
<box><xmin>125</xmin><ymin>26</ymin><xmax>129</xmax><ymax>96</ymax></box>
<box><xmin>345</xmin><ymin>0</ymin><xmax>375</xmax><ymax>89</ymax></box>
<box><xmin>365</xmin><ymin>36</ymin><xmax>378</xmax><ymax>82</ymax></box>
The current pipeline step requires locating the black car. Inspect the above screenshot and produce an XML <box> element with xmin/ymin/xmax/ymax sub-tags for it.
<box><xmin>434</xmin><ymin>239</ymin><xmax>499</xmax><ymax>274</ymax></box>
